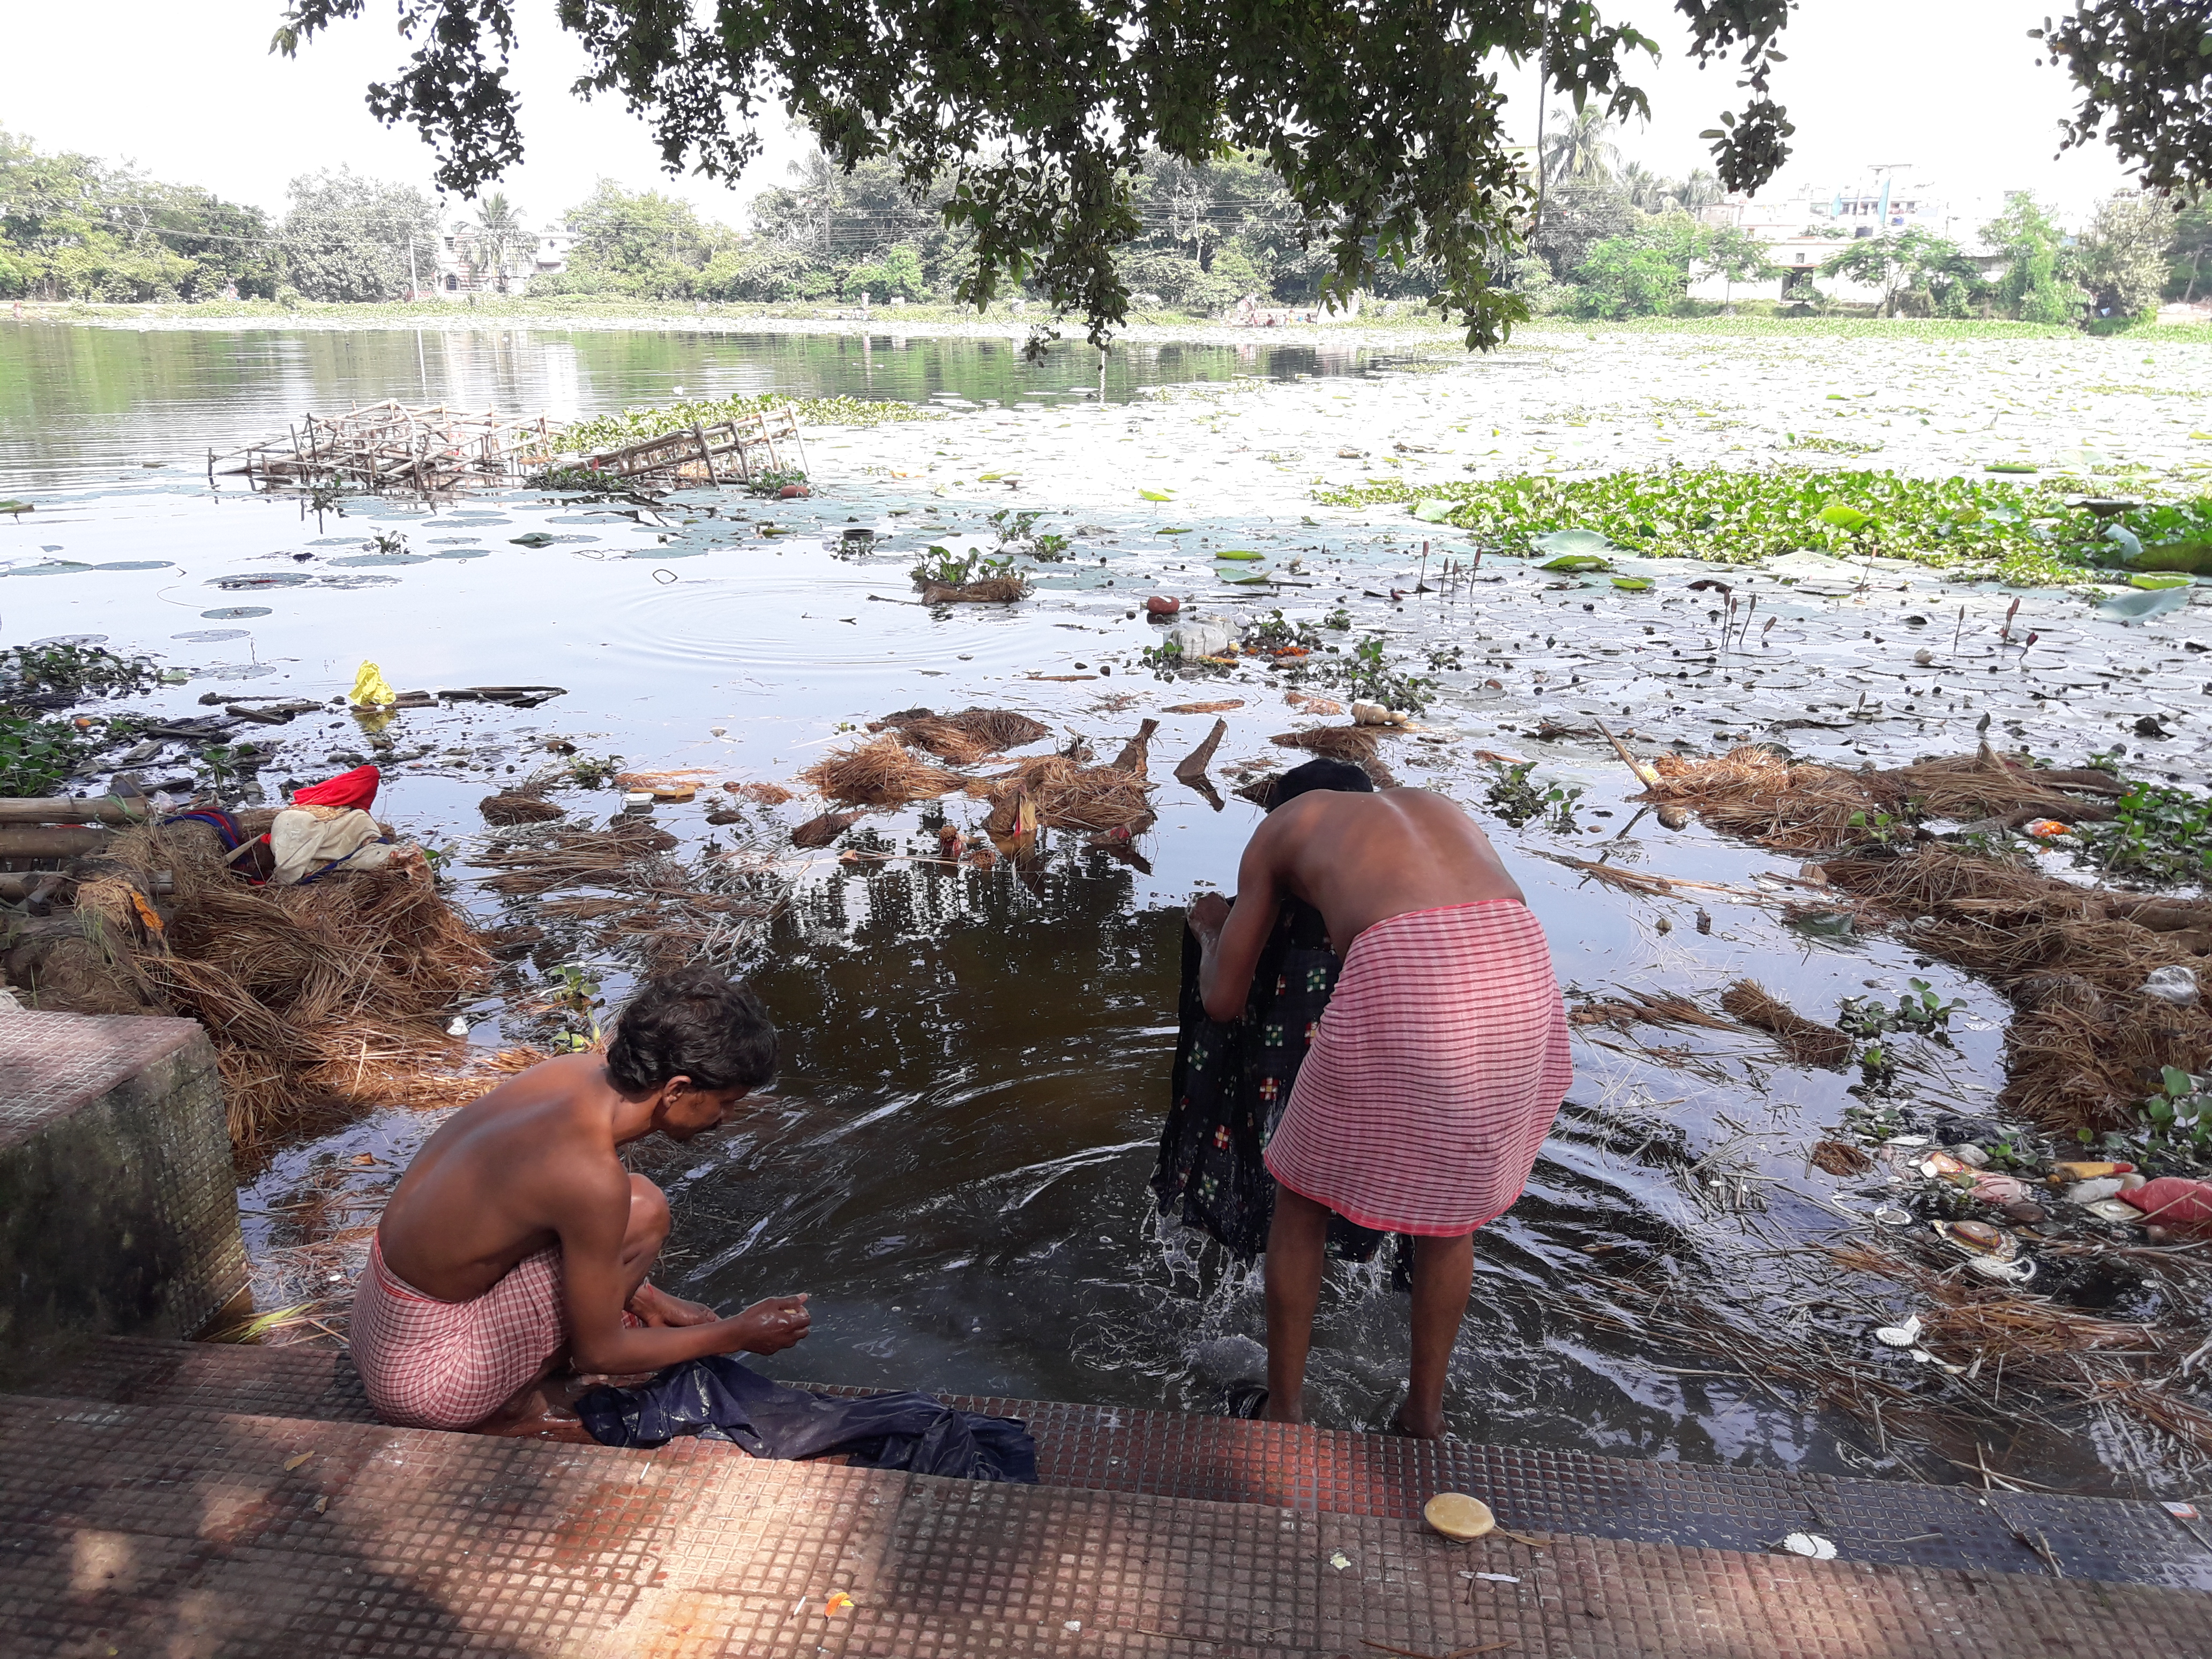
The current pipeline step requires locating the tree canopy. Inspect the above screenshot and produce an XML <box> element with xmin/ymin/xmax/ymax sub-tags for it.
<box><xmin>273</xmin><ymin>2</ymin><xmax>2212</xmax><ymax>345</ymax></box>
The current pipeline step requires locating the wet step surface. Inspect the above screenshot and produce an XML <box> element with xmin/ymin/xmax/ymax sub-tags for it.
<box><xmin>27</xmin><ymin>1337</ymin><xmax>2212</xmax><ymax>1591</ymax></box>
<box><xmin>5</xmin><ymin>1382</ymin><xmax>2211</xmax><ymax>1658</ymax></box>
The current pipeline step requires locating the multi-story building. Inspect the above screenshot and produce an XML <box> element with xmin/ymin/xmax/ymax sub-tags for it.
<box><xmin>1687</xmin><ymin>173</ymin><xmax>2000</xmax><ymax>305</ymax></box>
<box><xmin>429</xmin><ymin>224</ymin><xmax>578</xmax><ymax>297</ymax></box>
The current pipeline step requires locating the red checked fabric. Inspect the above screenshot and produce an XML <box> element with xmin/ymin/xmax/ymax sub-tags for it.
<box><xmin>1264</xmin><ymin>900</ymin><xmax>1572</xmax><ymax>1236</ymax></box>
<box><xmin>350</xmin><ymin>1235</ymin><xmax>568</xmax><ymax>1429</ymax></box>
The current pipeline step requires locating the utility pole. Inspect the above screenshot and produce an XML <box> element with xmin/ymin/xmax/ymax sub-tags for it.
<box><xmin>406</xmin><ymin>235</ymin><xmax>420</xmax><ymax>302</ymax></box>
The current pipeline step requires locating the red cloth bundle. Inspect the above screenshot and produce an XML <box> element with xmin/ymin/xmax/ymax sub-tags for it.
<box><xmin>291</xmin><ymin>764</ymin><xmax>380</xmax><ymax>811</ymax></box>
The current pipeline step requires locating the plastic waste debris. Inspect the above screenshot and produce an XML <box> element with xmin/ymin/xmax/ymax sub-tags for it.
<box><xmin>2086</xmin><ymin>1198</ymin><xmax>2147</xmax><ymax>1223</ymax></box>
<box><xmin>2066</xmin><ymin>1177</ymin><xmax>2127</xmax><ymax>1204</ymax></box>
<box><xmin>1874</xmin><ymin>1314</ymin><xmax>1922</xmax><ymax>1348</ymax></box>
<box><xmin>1351</xmin><ymin>701</ymin><xmax>1413</xmax><ymax>727</ymax></box>
<box><xmin>2023</xmin><ymin>818</ymin><xmax>2071</xmax><ymax>839</ymax></box>
<box><xmin>347</xmin><ymin>661</ymin><xmax>397</xmax><ymax>708</ymax></box>
<box><xmin>2051</xmin><ymin>1161</ymin><xmax>2134</xmax><ymax>1181</ymax></box>
<box><xmin>2141</xmin><ymin>965</ymin><xmax>2199</xmax><ymax>1007</ymax></box>
<box><xmin>1144</xmin><ymin>595</ymin><xmax>1181</xmax><ymax>617</ymax></box>
<box><xmin>446</xmin><ymin>1015</ymin><xmax>469</xmax><ymax>1036</ymax></box>
<box><xmin>2119</xmin><ymin>1176</ymin><xmax>2212</xmax><ymax>1236</ymax></box>
<box><xmin>1780</xmin><ymin>1533</ymin><xmax>1837</xmax><ymax>1560</ymax></box>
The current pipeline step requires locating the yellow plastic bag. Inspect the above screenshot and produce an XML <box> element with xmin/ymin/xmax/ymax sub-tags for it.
<box><xmin>348</xmin><ymin>661</ymin><xmax>397</xmax><ymax>707</ymax></box>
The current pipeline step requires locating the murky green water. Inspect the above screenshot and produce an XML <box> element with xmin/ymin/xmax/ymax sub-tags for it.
<box><xmin>8</xmin><ymin>317</ymin><xmax>2185</xmax><ymax>1497</ymax></box>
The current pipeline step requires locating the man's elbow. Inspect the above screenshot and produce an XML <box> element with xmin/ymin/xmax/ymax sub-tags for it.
<box><xmin>1202</xmin><ymin>989</ymin><xmax>1243</xmax><ymax>1022</ymax></box>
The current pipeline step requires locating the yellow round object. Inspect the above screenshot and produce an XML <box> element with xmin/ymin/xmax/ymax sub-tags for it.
<box><xmin>1423</xmin><ymin>1492</ymin><xmax>1495</xmax><ymax>1541</ymax></box>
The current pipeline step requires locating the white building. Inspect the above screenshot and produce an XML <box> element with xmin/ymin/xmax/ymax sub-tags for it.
<box><xmin>430</xmin><ymin>225</ymin><xmax>577</xmax><ymax>297</ymax></box>
<box><xmin>1687</xmin><ymin>174</ymin><xmax>1997</xmax><ymax>305</ymax></box>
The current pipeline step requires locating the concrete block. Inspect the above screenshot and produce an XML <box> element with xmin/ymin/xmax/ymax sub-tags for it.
<box><xmin>0</xmin><ymin>1012</ymin><xmax>243</xmax><ymax>1371</ymax></box>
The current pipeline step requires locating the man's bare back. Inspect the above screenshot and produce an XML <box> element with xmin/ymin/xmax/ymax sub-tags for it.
<box><xmin>1193</xmin><ymin>786</ymin><xmax>1522</xmax><ymax>1020</ymax></box>
<box><xmin>356</xmin><ymin>974</ymin><xmax>808</xmax><ymax>1431</ymax></box>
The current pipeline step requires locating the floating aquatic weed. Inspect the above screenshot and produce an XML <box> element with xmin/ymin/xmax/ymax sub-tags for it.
<box><xmin>1320</xmin><ymin>467</ymin><xmax>2111</xmax><ymax>584</ymax></box>
<box><xmin>553</xmin><ymin>393</ymin><xmax>935</xmax><ymax>453</ymax></box>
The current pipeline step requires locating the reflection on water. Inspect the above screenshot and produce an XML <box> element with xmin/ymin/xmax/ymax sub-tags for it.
<box><xmin>0</xmin><ymin>322</ymin><xmax>1366</xmax><ymax>488</ymax></box>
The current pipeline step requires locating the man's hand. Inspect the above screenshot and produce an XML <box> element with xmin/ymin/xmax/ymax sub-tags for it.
<box><xmin>627</xmin><ymin>1281</ymin><xmax>718</xmax><ymax>1328</ymax></box>
<box><xmin>1187</xmin><ymin>891</ymin><xmax>1230</xmax><ymax>945</ymax></box>
<box><xmin>728</xmin><ymin>1292</ymin><xmax>811</xmax><ymax>1356</ymax></box>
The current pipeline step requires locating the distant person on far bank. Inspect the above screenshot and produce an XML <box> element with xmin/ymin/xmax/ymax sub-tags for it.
<box><xmin>1187</xmin><ymin>763</ymin><xmax>1571</xmax><ymax>1438</ymax></box>
<box><xmin>352</xmin><ymin>970</ymin><xmax>809</xmax><ymax>1433</ymax></box>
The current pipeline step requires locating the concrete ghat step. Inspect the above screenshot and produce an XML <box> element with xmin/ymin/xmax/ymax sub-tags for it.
<box><xmin>28</xmin><ymin>1335</ymin><xmax>2212</xmax><ymax>1591</ymax></box>
<box><xmin>4</xmin><ymin>1394</ymin><xmax>2210</xmax><ymax>1659</ymax></box>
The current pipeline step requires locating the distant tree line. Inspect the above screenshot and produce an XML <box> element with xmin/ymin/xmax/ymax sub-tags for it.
<box><xmin>4</xmin><ymin>122</ymin><xmax>2208</xmax><ymax>325</ymax></box>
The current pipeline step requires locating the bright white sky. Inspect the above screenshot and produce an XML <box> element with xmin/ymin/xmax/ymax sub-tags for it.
<box><xmin>4</xmin><ymin>0</ymin><xmax>2134</xmax><ymax>233</ymax></box>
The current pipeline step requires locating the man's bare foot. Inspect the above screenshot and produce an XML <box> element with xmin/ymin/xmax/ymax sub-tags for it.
<box><xmin>1261</xmin><ymin>1392</ymin><xmax>1305</xmax><ymax>1425</ymax></box>
<box><xmin>1388</xmin><ymin>1407</ymin><xmax>1448</xmax><ymax>1440</ymax></box>
<box><xmin>471</xmin><ymin>1377</ymin><xmax>594</xmax><ymax>1438</ymax></box>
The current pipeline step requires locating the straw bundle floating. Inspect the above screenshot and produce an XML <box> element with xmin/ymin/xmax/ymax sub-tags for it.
<box><xmin>871</xmin><ymin>706</ymin><xmax>1051</xmax><ymax>765</ymax></box>
<box><xmin>475</xmin><ymin>820</ymin><xmax>678</xmax><ymax>896</ymax></box>
<box><xmin>727</xmin><ymin>781</ymin><xmax>796</xmax><ymax>805</ymax></box>
<box><xmin>479</xmin><ymin>791</ymin><xmax>565</xmax><ymax>826</ymax></box>
<box><xmin>979</xmin><ymin>754</ymin><xmax>1155</xmax><ymax>836</ymax></box>
<box><xmin>921</xmin><ymin>576</ymin><xmax>1029</xmax><ymax>604</ymax></box>
<box><xmin>799</xmin><ymin>735</ymin><xmax>961</xmax><ymax>806</ymax></box>
<box><xmin>1642</xmin><ymin>744</ymin><xmax>2123</xmax><ymax>852</ymax></box>
<box><xmin>791</xmin><ymin>808</ymin><xmax>866</xmax><ymax>848</ymax></box>
<box><xmin>1719</xmin><ymin>979</ymin><xmax>1852</xmax><ymax>1068</ymax></box>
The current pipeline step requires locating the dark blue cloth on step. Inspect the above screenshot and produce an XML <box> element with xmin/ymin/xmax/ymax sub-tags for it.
<box><xmin>575</xmin><ymin>1354</ymin><xmax>1038</xmax><ymax>1483</ymax></box>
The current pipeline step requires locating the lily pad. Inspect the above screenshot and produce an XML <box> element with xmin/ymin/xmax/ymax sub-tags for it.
<box><xmin>1610</xmin><ymin>576</ymin><xmax>1652</xmax><ymax>592</ymax></box>
<box><xmin>2132</xmin><ymin>539</ymin><xmax>2212</xmax><ymax>575</ymax></box>
<box><xmin>1221</xmin><ymin>573</ymin><xmax>1275</xmax><ymax>585</ymax></box>
<box><xmin>2</xmin><ymin>559</ymin><xmax>93</xmax><ymax>577</ymax></box>
<box><xmin>511</xmin><ymin>531</ymin><xmax>557</xmax><ymax>547</ymax></box>
<box><xmin>1139</xmin><ymin>488</ymin><xmax>1175</xmax><ymax>502</ymax></box>
<box><xmin>1214</xmin><ymin>549</ymin><xmax>1265</xmax><ymax>561</ymax></box>
<box><xmin>1410</xmin><ymin>497</ymin><xmax>1456</xmax><ymax>523</ymax></box>
<box><xmin>201</xmin><ymin>607</ymin><xmax>273</xmax><ymax>620</ymax></box>
<box><xmin>1983</xmin><ymin>462</ymin><xmax>2039</xmax><ymax>474</ymax></box>
<box><xmin>2097</xmin><ymin>586</ymin><xmax>2193</xmax><ymax>622</ymax></box>
<box><xmin>0</xmin><ymin>499</ymin><xmax>34</xmax><ymax>514</ymax></box>
<box><xmin>93</xmin><ymin>561</ymin><xmax>174</xmax><ymax>571</ymax></box>
<box><xmin>1533</xmin><ymin>528</ymin><xmax>1613</xmax><ymax>556</ymax></box>
<box><xmin>1817</xmin><ymin>503</ymin><xmax>1872</xmax><ymax>533</ymax></box>
<box><xmin>2128</xmin><ymin>573</ymin><xmax>2193</xmax><ymax>591</ymax></box>
<box><xmin>1157</xmin><ymin>526</ymin><xmax>1196</xmax><ymax>535</ymax></box>
<box><xmin>1539</xmin><ymin>554</ymin><xmax>1611</xmax><ymax>573</ymax></box>
<box><xmin>328</xmin><ymin>552</ymin><xmax>432</xmax><ymax>567</ymax></box>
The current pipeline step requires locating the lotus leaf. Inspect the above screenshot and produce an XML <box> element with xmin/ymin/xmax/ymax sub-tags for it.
<box><xmin>1533</xmin><ymin>528</ymin><xmax>1613</xmax><ymax>555</ymax></box>
<box><xmin>2097</xmin><ymin>586</ymin><xmax>2193</xmax><ymax>621</ymax></box>
<box><xmin>1214</xmin><ymin>549</ymin><xmax>1265</xmax><ymax>561</ymax></box>
<box><xmin>1540</xmin><ymin>554</ymin><xmax>1611</xmax><ymax>572</ymax></box>
<box><xmin>1984</xmin><ymin>462</ymin><xmax>2038</xmax><ymax>474</ymax></box>
<box><xmin>1410</xmin><ymin>497</ymin><xmax>1455</xmax><ymax>523</ymax></box>
<box><xmin>2132</xmin><ymin>540</ymin><xmax>2212</xmax><ymax>575</ymax></box>
<box><xmin>1817</xmin><ymin>503</ymin><xmax>1872</xmax><ymax>533</ymax></box>
<box><xmin>1610</xmin><ymin>576</ymin><xmax>1651</xmax><ymax>592</ymax></box>
<box><xmin>1139</xmin><ymin>488</ymin><xmax>1174</xmax><ymax>502</ymax></box>
<box><xmin>0</xmin><ymin>500</ymin><xmax>32</xmax><ymax>514</ymax></box>
<box><xmin>2128</xmin><ymin>574</ymin><xmax>2193</xmax><ymax>591</ymax></box>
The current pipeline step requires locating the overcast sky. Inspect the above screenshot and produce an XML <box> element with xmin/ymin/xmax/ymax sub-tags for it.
<box><xmin>5</xmin><ymin>0</ymin><xmax>2134</xmax><ymax>231</ymax></box>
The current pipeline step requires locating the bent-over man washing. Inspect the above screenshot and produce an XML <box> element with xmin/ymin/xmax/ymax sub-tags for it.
<box><xmin>1188</xmin><ymin>762</ymin><xmax>1571</xmax><ymax>1438</ymax></box>
<box><xmin>353</xmin><ymin>969</ymin><xmax>811</xmax><ymax>1433</ymax></box>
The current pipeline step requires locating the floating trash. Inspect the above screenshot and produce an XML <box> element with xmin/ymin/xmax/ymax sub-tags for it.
<box><xmin>1780</xmin><ymin>1533</ymin><xmax>1837</xmax><ymax>1560</ymax></box>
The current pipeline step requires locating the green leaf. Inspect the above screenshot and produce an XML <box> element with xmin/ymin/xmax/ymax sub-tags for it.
<box><xmin>1214</xmin><ymin>549</ymin><xmax>1265</xmax><ymax>561</ymax></box>
<box><xmin>1156</xmin><ymin>526</ymin><xmax>1195</xmax><ymax>535</ymax></box>
<box><xmin>2128</xmin><ymin>573</ymin><xmax>2192</xmax><ymax>591</ymax></box>
<box><xmin>1533</xmin><ymin>528</ymin><xmax>1613</xmax><ymax>556</ymax></box>
<box><xmin>509</xmin><ymin>532</ymin><xmax>556</xmax><ymax>547</ymax></box>
<box><xmin>1138</xmin><ymin>488</ymin><xmax>1174</xmax><ymax>502</ymax></box>
<box><xmin>2097</xmin><ymin>586</ymin><xmax>2192</xmax><ymax>621</ymax></box>
<box><xmin>1410</xmin><ymin>497</ymin><xmax>1455</xmax><ymax>523</ymax></box>
<box><xmin>1540</xmin><ymin>554</ymin><xmax>1611</xmax><ymax>572</ymax></box>
<box><xmin>1609</xmin><ymin>576</ymin><xmax>1651</xmax><ymax>591</ymax></box>
<box><xmin>0</xmin><ymin>500</ymin><xmax>32</xmax><ymax>514</ymax></box>
<box><xmin>1817</xmin><ymin>502</ymin><xmax>1872</xmax><ymax>532</ymax></box>
<box><xmin>1983</xmin><ymin>462</ymin><xmax>2039</xmax><ymax>474</ymax></box>
<box><xmin>2162</xmin><ymin>1066</ymin><xmax>2193</xmax><ymax>1097</ymax></box>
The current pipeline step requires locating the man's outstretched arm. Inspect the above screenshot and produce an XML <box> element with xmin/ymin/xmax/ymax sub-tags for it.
<box><xmin>558</xmin><ymin>1165</ymin><xmax>809</xmax><ymax>1373</ymax></box>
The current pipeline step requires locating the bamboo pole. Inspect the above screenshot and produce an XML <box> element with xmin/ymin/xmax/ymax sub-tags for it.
<box><xmin>0</xmin><ymin>798</ymin><xmax>146</xmax><ymax>825</ymax></box>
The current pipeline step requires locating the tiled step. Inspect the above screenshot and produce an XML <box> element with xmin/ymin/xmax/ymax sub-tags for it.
<box><xmin>28</xmin><ymin>1335</ymin><xmax>2212</xmax><ymax>1590</ymax></box>
<box><xmin>3</xmin><ymin>1390</ymin><xmax>2208</xmax><ymax>1659</ymax></box>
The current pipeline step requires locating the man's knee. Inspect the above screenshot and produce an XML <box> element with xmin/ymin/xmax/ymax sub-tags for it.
<box><xmin>626</xmin><ymin>1175</ymin><xmax>670</xmax><ymax>1242</ymax></box>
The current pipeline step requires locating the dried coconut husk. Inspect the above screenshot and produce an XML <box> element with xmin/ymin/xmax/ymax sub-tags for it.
<box><xmin>1717</xmin><ymin>980</ymin><xmax>1852</xmax><ymax>1068</ymax></box>
<box><xmin>921</xmin><ymin>575</ymin><xmax>1029</xmax><ymax>604</ymax></box>
<box><xmin>979</xmin><ymin>754</ymin><xmax>1155</xmax><ymax>836</ymax></box>
<box><xmin>799</xmin><ymin>735</ymin><xmax>961</xmax><ymax>806</ymax></box>
<box><xmin>479</xmin><ymin>791</ymin><xmax>565</xmax><ymax>826</ymax></box>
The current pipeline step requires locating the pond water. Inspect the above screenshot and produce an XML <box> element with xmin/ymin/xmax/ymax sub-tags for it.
<box><xmin>9</xmin><ymin>318</ymin><xmax>2210</xmax><ymax>1499</ymax></box>
<box><xmin>0</xmin><ymin>322</ymin><xmax>1364</xmax><ymax>489</ymax></box>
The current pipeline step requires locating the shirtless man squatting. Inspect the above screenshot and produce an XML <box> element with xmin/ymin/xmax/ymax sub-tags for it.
<box><xmin>1188</xmin><ymin>760</ymin><xmax>1572</xmax><ymax>1439</ymax></box>
<box><xmin>352</xmin><ymin>969</ymin><xmax>812</xmax><ymax>1433</ymax></box>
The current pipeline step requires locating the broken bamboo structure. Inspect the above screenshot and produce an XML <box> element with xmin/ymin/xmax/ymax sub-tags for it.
<box><xmin>576</xmin><ymin>404</ymin><xmax>809</xmax><ymax>489</ymax></box>
<box><xmin>211</xmin><ymin>401</ymin><xmax>559</xmax><ymax>496</ymax></box>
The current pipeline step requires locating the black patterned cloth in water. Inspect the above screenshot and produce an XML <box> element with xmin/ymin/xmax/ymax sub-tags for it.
<box><xmin>1152</xmin><ymin>896</ymin><xmax>1401</xmax><ymax>1266</ymax></box>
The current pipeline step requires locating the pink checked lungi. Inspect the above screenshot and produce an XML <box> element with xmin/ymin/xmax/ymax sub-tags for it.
<box><xmin>1263</xmin><ymin>899</ymin><xmax>1571</xmax><ymax>1236</ymax></box>
<box><xmin>350</xmin><ymin>1235</ymin><xmax>569</xmax><ymax>1429</ymax></box>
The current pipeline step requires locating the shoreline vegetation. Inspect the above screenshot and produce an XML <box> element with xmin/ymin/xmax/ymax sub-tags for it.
<box><xmin>14</xmin><ymin>295</ymin><xmax>2212</xmax><ymax>349</ymax></box>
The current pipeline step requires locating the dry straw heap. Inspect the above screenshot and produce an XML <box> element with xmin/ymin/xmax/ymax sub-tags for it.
<box><xmin>4</xmin><ymin>812</ymin><xmax>499</xmax><ymax>1150</ymax></box>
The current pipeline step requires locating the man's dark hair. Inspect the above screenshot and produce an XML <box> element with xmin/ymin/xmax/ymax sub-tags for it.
<box><xmin>606</xmin><ymin>969</ymin><xmax>778</xmax><ymax>1094</ymax></box>
<box><xmin>1267</xmin><ymin>758</ymin><xmax>1376</xmax><ymax>811</ymax></box>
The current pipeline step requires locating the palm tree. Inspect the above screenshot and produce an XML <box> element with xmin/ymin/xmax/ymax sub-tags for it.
<box><xmin>1541</xmin><ymin>107</ymin><xmax>1618</xmax><ymax>188</ymax></box>
<box><xmin>467</xmin><ymin>192</ymin><xmax>531</xmax><ymax>292</ymax></box>
<box><xmin>1617</xmin><ymin>162</ymin><xmax>1677</xmax><ymax>214</ymax></box>
<box><xmin>1676</xmin><ymin>169</ymin><xmax>1725</xmax><ymax>212</ymax></box>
